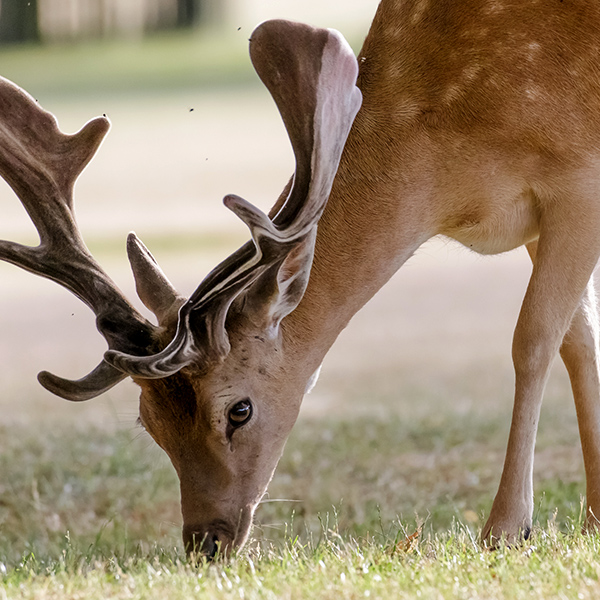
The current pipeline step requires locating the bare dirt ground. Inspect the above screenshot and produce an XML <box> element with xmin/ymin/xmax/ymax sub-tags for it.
<box><xmin>0</xmin><ymin>86</ymin><xmax>569</xmax><ymax>436</ymax></box>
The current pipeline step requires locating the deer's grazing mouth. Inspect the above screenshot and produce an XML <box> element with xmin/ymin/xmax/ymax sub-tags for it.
<box><xmin>3</xmin><ymin>0</ymin><xmax>600</xmax><ymax>554</ymax></box>
<box><xmin>182</xmin><ymin>520</ymin><xmax>238</xmax><ymax>559</ymax></box>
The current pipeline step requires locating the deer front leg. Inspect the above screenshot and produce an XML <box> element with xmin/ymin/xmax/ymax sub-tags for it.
<box><xmin>524</xmin><ymin>242</ymin><xmax>600</xmax><ymax>530</ymax></box>
<box><xmin>482</xmin><ymin>207</ymin><xmax>600</xmax><ymax>545</ymax></box>
<box><xmin>559</xmin><ymin>278</ymin><xmax>600</xmax><ymax>528</ymax></box>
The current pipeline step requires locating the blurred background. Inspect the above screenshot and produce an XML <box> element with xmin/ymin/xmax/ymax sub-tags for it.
<box><xmin>0</xmin><ymin>0</ymin><xmax>379</xmax><ymax>43</ymax></box>
<box><xmin>0</xmin><ymin>0</ymin><xmax>539</xmax><ymax>420</ymax></box>
<box><xmin>0</xmin><ymin>0</ymin><xmax>584</xmax><ymax>558</ymax></box>
<box><xmin>0</xmin><ymin>0</ymin><xmax>381</xmax><ymax>423</ymax></box>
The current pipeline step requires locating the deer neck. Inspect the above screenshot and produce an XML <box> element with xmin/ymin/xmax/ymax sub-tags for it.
<box><xmin>280</xmin><ymin>106</ymin><xmax>436</xmax><ymax>379</ymax></box>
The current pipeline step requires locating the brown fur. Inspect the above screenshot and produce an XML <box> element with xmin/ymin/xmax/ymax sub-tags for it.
<box><xmin>284</xmin><ymin>0</ymin><xmax>600</xmax><ymax>544</ymax></box>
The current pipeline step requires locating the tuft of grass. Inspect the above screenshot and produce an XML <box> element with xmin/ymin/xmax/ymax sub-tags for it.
<box><xmin>2</xmin><ymin>522</ymin><xmax>600</xmax><ymax>599</ymax></box>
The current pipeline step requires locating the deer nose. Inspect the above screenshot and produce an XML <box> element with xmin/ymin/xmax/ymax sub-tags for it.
<box><xmin>182</xmin><ymin>523</ymin><xmax>232</xmax><ymax>559</ymax></box>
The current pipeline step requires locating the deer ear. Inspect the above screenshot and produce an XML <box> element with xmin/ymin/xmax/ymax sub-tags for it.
<box><xmin>235</xmin><ymin>229</ymin><xmax>317</xmax><ymax>330</ymax></box>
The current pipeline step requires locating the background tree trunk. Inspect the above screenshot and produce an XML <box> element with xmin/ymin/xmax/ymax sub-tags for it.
<box><xmin>177</xmin><ymin>0</ymin><xmax>200</xmax><ymax>28</ymax></box>
<box><xmin>177</xmin><ymin>0</ymin><xmax>225</xmax><ymax>28</ymax></box>
<box><xmin>0</xmin><ymin>0</ymin><xmax>39</xmax><ymax>44</ymax></box>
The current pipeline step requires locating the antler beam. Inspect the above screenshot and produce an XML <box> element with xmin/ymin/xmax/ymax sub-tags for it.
<box><xmin>0</xmin><ymin>77</ymin><xmax>157</xmax><ymax>400</ymax></box>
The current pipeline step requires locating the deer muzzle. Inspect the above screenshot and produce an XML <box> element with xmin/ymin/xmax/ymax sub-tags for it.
<box><xmin>182</xmin><ymin>516</ymin><xmax>250</xmax><ymax>559</ymax></box>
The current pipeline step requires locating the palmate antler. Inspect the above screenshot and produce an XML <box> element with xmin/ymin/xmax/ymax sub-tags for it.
<box><xmin>105</xmin><ymin>20</ymin><xmax>362</xmax><ymax>379</ymax></box>
<box><xmin>0</xmin><ymin>79</ymin><xmax>160</xmax><ymax>401</ymax></box>
<box><xmin>0</xmin><ymin>19</ymin><xmax>361</xmax><ymax>394</ymax></box>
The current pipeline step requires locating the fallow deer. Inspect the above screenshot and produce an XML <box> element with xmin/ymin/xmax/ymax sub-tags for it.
<box><xmin>2</xmin><ymin>0</ymin><xmax>600</xmax><ymax>555</ymax></box>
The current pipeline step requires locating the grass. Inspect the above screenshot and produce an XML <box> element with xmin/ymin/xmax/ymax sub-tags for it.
<box><xmin>2</xmin><ymin>512</ymin><xmax>600</xmax><ymax>599</ymax></box>
<box><xmin>0</xmin><ymin>312</ymin><xmax>589</xmax><ymax>597</ymax></box>
<box><xmin>0</xmin><ymin>398</ymin><xmax>592</xmax><ymax>598</ymax></box>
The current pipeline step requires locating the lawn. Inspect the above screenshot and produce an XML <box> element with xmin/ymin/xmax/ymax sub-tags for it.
<box><xmin>0</xmin><ymin>406</ymin><xmax>594</xmax><ymax>599</ymax></box>
<box><xmin>0</xmin><ymin>24</ymin><xmax>597</xmax><ymax>600</ymax></box>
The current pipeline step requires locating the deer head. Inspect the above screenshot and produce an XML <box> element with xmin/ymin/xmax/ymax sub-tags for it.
<box><xmin>0</xmin><ymin>20</ymin><xmax>361</xmax><ymax>557</ymax></box>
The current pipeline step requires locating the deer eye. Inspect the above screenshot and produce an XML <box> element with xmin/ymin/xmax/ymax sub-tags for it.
<box><xmin>228</xmin><ymin>399</ymin><xmax>253</xmax><ymax>427</ymax></box>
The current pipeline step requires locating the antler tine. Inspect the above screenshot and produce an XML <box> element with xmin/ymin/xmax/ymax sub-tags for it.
<box><xmin>104</xmin><ymin>198</ymin><xmax>296</xmax><ymax>379</ymax></box>
<box><xmin>104</xmin><ymin>20</ymin><xmax>361</xmax><ymax>380</ymax></box>
<box><xmin>38</xmin><ymin>362</ymin><xmax>127</xmax><ymax>402</ymax></box>
<box><xmin>105</xmin><ymin>237</ymin><xmax>261</xmax><ymax>378</ymax></box>
<box><xmin>0</xmin><ymin>76</ymin><xmax>156</xmax><ymax>400</ymax></box>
